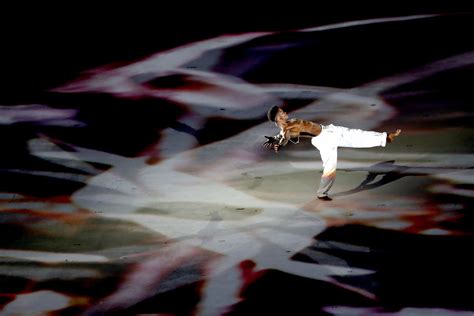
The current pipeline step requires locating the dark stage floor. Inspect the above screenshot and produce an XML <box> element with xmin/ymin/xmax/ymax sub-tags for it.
<box><xmin>1</xmin><ymin>7</ymin><xmax>474</xmax><ymax>315</ymax></box>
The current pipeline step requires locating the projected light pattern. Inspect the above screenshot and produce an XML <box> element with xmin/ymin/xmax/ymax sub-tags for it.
<box><xmin>1</xmin><ymin>13</ymin><xmax>473</xmax><ymax>315</ymax></box>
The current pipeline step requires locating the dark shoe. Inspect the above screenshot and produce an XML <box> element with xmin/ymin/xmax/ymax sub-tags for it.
<box><xmin>317</xmin><ymin>195</ymin><xmax>332</xmax><ymax>201</ymax></box>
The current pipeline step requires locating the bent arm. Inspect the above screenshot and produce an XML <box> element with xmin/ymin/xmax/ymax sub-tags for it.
<box><xmin>277</xmin><ymin>130</ymin><xmax>290</xmax><ymax>147</ymax></box>
<box><xmin>267</xmin><ymin>120</ymin><xmax>321</xmax><ymax>152</ymax></box>
<box><xmin>263</xmin><ymin>132</ymin><xmax>289</xmax><ymax>152</ymax></box>
<box><xmin>274</xmin><ymin>130</ymin><xmax>313</xmax><ymax>151</ymax></box>
<box><xmin>282</xmin><ymin>120</ymin><xmax>322</xmax><ymax>145</ymax></box>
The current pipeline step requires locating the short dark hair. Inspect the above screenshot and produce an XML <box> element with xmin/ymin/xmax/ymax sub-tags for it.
<box><xmin>267</xmin><ymin>105</ymin><xmax>280</xmax><ymax>122</ymax></box>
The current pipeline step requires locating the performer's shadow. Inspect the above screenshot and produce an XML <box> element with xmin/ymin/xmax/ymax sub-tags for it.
<box><xmin>332</xmin><ymin>160</ymin><xmax>471</xmax><ymax>197</ymax></box>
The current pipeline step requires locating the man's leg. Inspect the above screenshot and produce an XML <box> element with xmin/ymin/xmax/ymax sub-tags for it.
<box><xmin>316</xmin><ymin>146</ymin><xmax>338</xmax><ymax>200</ymax></box>
<box><xmin>335</xmin><ymin>126</ymin><xmax>389</xmax><ymax>148</ymax></box>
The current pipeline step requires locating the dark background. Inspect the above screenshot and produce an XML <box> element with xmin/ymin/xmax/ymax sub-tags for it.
<box><xmin>1</xmin><ymin>3</ymin><xmax>472</xmax><ymax>101</ymax></box>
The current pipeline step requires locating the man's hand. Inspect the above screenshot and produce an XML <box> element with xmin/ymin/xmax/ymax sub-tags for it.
<box><xmin>263</xmin><ymin>136</ymin><xmax>277</xmax><ymax>149</ymax></box>
<box><xmin>263</xmin><ymin>136</ymin><xmax>281</xmax><ymax>153</ymax></box>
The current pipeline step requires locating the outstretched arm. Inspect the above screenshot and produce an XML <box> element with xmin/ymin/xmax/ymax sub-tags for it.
<box><xmin>263</xmin><ymin>119</ymin><xmax>319</xmax><ymax>152</ymax></box>
<box><xmin>263</xmin><ymin>131</ymin><xmax>317</xmax><ymax>152</ymax></box>
<box><xmin>263</xmin><ymin>130</ymin><xmax>291</xmax><ymax>152</ymax></box>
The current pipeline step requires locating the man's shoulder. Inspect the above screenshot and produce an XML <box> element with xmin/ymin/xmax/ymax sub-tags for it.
<box><xmin>287</xmin><ymin>118</ymin><xmax>305</xmax><ymax>125</ymax></box>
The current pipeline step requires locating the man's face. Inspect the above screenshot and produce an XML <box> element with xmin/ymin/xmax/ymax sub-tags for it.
<box><xmin>276</xmin><ymin>108</ymin><xmax>288</xmax><ymax>123</ymax></box>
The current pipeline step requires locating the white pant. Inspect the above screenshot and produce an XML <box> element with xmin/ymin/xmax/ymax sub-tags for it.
<box><xmin>311</xmin><ymin>124</ymin><xmax>387</xmax><ymax>196</ymax></box>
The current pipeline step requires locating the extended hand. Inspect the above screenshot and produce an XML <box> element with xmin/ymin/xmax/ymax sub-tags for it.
<box><xmin>263</xmin><ymin>136</ymin><xmax>281</xmax><ymax>153</ymax></box>
<box><xmin>263</xmin><ymin>136</ymin><xmax>277</xmax><ymax>149</ymax></box>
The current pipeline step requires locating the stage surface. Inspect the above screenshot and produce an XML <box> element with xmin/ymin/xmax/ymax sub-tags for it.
<box><xmin>1</xmin><ymin>7</ymin><xmax>473</xmax><ymax>315</ymax></box>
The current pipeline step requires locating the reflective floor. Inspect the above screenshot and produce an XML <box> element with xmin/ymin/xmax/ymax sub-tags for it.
<box><xmin>1</xmin><ymin>9</ymin><xmax>474</xmax><ymax>315</ymax></box>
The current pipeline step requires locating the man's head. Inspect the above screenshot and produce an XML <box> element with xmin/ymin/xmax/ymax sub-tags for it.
<box><xmin>267</xmin><ymin>105</ymin><xmax>288</xmax><ymax>124</ymax></box>
<box><xmin>267</xmin><ymin>105</ymin><xmax>280</xmax><ymax>122</ymax></box>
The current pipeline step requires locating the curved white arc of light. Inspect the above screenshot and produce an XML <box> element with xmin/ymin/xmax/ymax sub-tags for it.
<box><xmin>300</xmin><ymin>14</ymin><xmax>440</xmax><ymax>32</ymax></box>
<box><xmin>0</xmin><ymin>249</ymin><xmax>108</xmax><ymax>263</ymax></box>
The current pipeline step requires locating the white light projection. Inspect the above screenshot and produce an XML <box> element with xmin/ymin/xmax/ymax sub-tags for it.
<box><xmin>19</xmin><ymin>13</ymin><xmax>473</xmax><ymax>315</ymax></box>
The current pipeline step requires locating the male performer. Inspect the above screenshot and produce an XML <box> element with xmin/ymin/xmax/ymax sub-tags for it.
<box><xmin>263</xmin><ymin>105</ymin><xmax>401</xmax><ymax>200</ymax></box>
